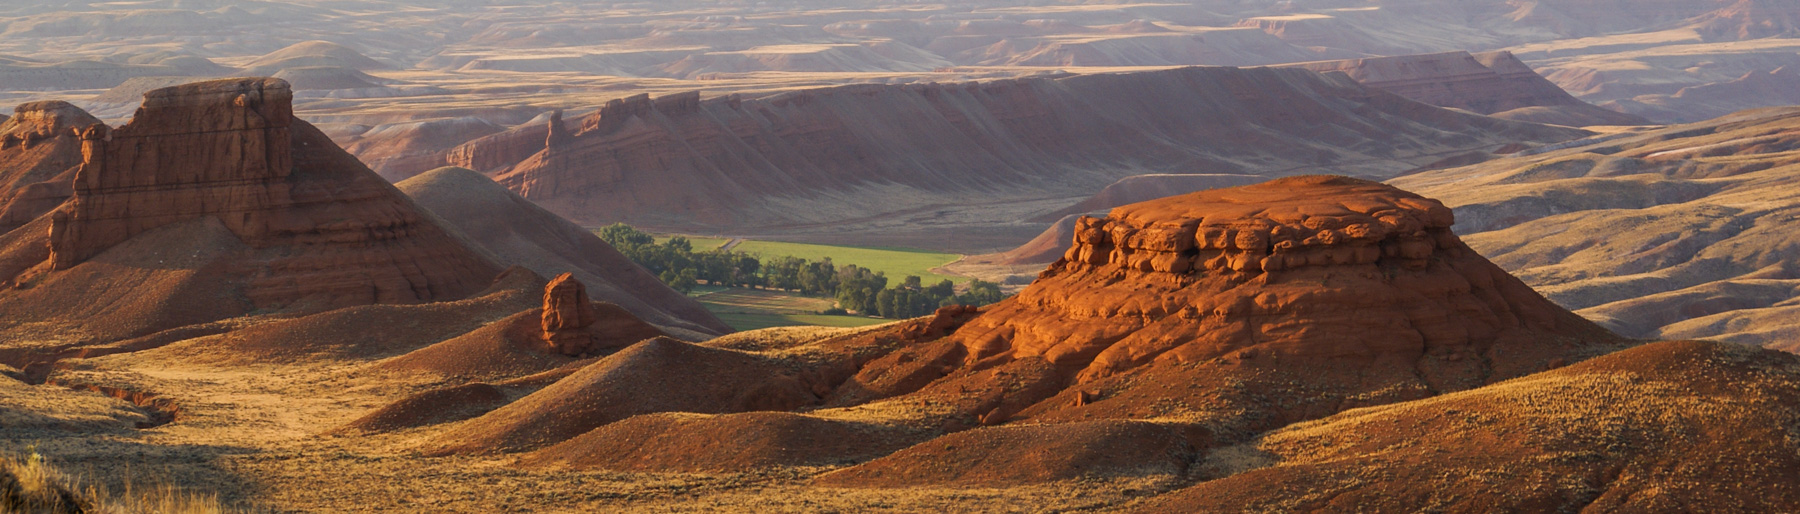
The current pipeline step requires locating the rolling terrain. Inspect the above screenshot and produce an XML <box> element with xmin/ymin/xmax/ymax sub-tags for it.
<box><xmin>5</xmin><ymin>2</ymin><xmax>1800</xmax><ymax>512</ymax></box>
<box><xmin>11</xmin><ymin>170</ymin><xmax>1799</xmax><ymax>511</ymax></box>
<box><xmin>1392</xmin><ymin>105</ymin><xmax>1800</xmax><ymax>350</ymax></box>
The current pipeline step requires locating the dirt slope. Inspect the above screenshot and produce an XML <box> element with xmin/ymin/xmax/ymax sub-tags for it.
<box><xmin>396</xmin><ymin>166</ymin><xmax>731</xmax><ymax>338</ymax></box>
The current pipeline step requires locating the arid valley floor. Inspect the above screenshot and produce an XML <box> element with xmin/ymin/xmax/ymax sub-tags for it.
<box><xmin>6</xmin><ymin>1</ymin><xmax>1800</xmax><ymax>512</ymax></box>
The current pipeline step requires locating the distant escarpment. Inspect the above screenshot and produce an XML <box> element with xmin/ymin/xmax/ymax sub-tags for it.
<box><xmin>0</xmin><ymin>78</ymin><xmax>504</xmax><ymax>352</ymax></box>
<box><xmin>1288</xmin><ymin>51</ymin><xmax>1651</xmax><ymax>127</ymax></box>
<box><xmin>461</xmin><ymin>67</ymin><xmax>1584</xmax><ymax>240</ymax></box>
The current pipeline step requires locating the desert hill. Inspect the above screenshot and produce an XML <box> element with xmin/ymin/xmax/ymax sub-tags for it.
<box><xmin>344</xmin><ymin>118</ymin><xmax>506</xmax><ymax>181</ymax></box>
<box><xmin>470</xmin><ymin>67</ymin><xmax>1583</xmax><ymax>249</ymax></box>
<box><xmin>241</xmin><ymin>41</ymin><xmax>390</xmax><ymax>76</ymax></box>
<box><xmin>1605</xmin><ymin>66</ymin><xmax>1800</xmax><ymax>123</ymax></box>
<box><xmin>395</xmin><ymin>166</ymin><xmax>731</xmax><ymax>339</ymax></box>
<box><xmin>1286</xmin><ymin>50</ymin><xmax>1651</xmax><ymax>126</ymax></box>
<box><xmin>8</xmin><ymin>170</ymin><xmax>1800</xmax><ymax>510</ymax></box>
<box><xmin>1136</xmin><ymin>339</ymin><xmax>1800</xmax><ymax>511</ymax></box>
<box><xmin>0</xmin><ymin>78</ymin><xmax>504</xmax><ymax>362</ymax></box>
<box><xmin>1391</xmin><ymin>106</ymin><xmax>1800</xmax><ymax>350</ymax></box>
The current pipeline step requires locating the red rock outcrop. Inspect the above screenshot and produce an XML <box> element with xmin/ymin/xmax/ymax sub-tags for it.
<box><xmin>480</xmin><ymin>67</ymin><xmax>1584</xmax><ymax>234</ymax></box>
<box><xmin>827</xmin><ymin>176</ymin><xmax>1622</xmax><ymax>442</ymax></box>
<box><xmin>0</xmin><ymin>101</ymin><xmax>98</xmax><ymax>233</ymax></box>
<box><xmin>0</xmin><ymin>78</ymin><xmax>505</xmax><ymax>351</ymax></box>
<box><xmin>43</xmin><ymin>78</ymin><xmax>499</xmax><ymax>308</ymax></box>
<box><xmin>442</xmin><ymin>118</ymin><xmax>557</xmax><ymax>174</ymax></box>
<box><xmin>1288</xmin><ymin>51</ymin><xmax>1649</xmax><ymax>126</ymax></box>
<box><xmin>541</xmin><ymin>273</ymin><xmax>598</xmax><ymax>355</ymax></box>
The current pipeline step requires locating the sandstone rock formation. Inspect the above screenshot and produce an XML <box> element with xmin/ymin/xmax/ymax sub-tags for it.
<box><xmin>0</xmin><ymin>77</ymin><xmax>505</xmax><ymax>352</ymax></box>
<box><xmin>477</xmin><ymin>67</ymin><xmax>1583</xmax><ymax>243</ymax></box>
<box><xmin>541</xmin><ymin>273</ymin><xmax>598</xmax><ymax>355</ymax></box>
<box><xmin>1287</xmin><ymin>51</ymin><xmax>1650</xmax><ymax>126</ymax></box>
<box><xmin>0</xmin><ymin>101</ymin><xmax>97</xmax><ymax>233</ymax></box>
<box><xmin>44</xmin><ymin>78</ymin><xmax>498</xmax><ymax>306</ymax></box>
<box><xmin>442</xmin><ymin>115</ymin><xmax>561</xmax><ymax>174</ymax></box>
<box><xmin>817</xmin><ymin>176</ymin><xmax>1620</xmax><ymax>445</ymax></box>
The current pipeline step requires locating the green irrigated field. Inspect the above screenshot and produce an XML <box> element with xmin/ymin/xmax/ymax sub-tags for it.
<box><xmin>690</xmin><ymin>286</ymin><xmax>890</xmax><ymax>331</ymax></box>
<box><xmin>729</xmin><ymin>240</ymin><xmax>966</xmax><ymax>285</ymax></box>
<box><xmin>652</xmin><ymin>234</ymin><xmax>732</xmax><ymax>250</ymax></box>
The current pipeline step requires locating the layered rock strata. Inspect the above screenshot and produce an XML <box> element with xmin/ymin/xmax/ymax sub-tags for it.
<box><xmin>31</xmin><ymin>78</ymin><xmax>500</xmax><ymax>311</ymax></box>
<box><xmin>827</xmin><ymin>175</ymin><xmax>1621</xmax><ymax>439</ymax></box>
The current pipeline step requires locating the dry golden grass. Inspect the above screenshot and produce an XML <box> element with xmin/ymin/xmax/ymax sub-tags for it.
<box><xmin>1</xmin><ymin>450</ymin><xmax>235</xmax><ymax>514</ymax></box>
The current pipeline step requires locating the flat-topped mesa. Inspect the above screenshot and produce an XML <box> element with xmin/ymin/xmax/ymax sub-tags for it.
<box><xmin>570</xmin><ymin>91</ymin><xmax>703</xmax><ymax>139</ymax></box>
<box><xmin>941</xmin><ymin>175</ymin><xmax>1615</xmax><ymax>387</ymax></box>
<box><xmin>43</xmin><ymin>77</ymin><xmax>500</xmax><ymax>309</ymax></box>
<box><xmin>1061</xmin><ymin>175</ymin><xmax>1457</xmax><ymax>277</ymax></box>
<box><xmin>542</xmin><ymin>273</ymin><xmax>598</xmax><ymax>355</ymax></box>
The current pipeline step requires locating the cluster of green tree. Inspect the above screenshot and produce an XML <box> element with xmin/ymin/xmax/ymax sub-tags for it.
<box><xmin>598</xmin><ymin>223</ymin><xmax>1004</xmax><ymax>319</ymax></box>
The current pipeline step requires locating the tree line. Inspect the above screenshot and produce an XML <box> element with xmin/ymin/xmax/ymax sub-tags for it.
<box><xmin>598</xmin><ymin>223</ymin><xmax>1004</xmax><ymax>319</ymax></box>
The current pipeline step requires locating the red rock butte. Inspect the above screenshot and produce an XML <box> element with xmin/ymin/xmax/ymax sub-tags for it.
<box><xmin>45</xmin><ymin>77</ymin><xmax>498</xmax><ymax>308</ymax></box>
<box><xmin>0</xmin><ymin>77</ymin><xmax>506</xmax><ymax>352</ymax></box>
<box><xmin>829</xmin><ymin>175</ymin><xmax>1622</xmax><ymax>439</ymax></box>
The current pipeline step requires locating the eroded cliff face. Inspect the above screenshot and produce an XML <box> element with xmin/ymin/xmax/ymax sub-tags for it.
<box><xmin>43</xmin><ymin>78</ymin><xmax>499</xmax><ymax>309</ymax></box>
<box><xmin>0</xmin><ymin>101</ymin><xmax>99</xmax><ymax>233</ymax></box>
<box><xmin>480</xmin><ymin>67</ymin><xmax>1585</xmax><ymax>233</ymax></box>
<box><xmin>0</xmin><ymin>78</ymin><xmax>504</xmax><ymax>349</ymax></box>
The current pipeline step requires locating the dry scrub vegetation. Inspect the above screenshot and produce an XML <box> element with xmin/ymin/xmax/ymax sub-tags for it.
<box><xmin>1</xmin><ymin>450</ymin><xmax>236</xmax><ymax>514</ymax></box>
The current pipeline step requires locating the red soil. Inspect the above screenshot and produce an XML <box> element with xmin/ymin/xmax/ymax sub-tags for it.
<box><xmin>815</xmin><ymin>420</ymin><xmax>1202</xmax><ymax>488</ymax></box>
<box><xmin>520</xmin><ymin>411</ymin><xmax>929</xmax><ymax>473</ymax></box>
